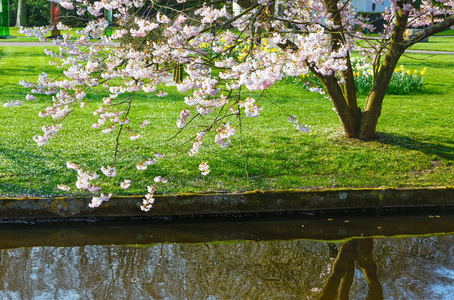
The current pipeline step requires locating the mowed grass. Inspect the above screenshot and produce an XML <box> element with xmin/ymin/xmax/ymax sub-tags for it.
<box><xmin>0</xmin><ymin>46</ymin><xmax>453</xmax><ymax>197</ymax></box>
<box><xmin>408</xmin><ymin>37</ymin><xmax>454</xmax><ymax>52</ymax></box>
<box><xmin>1</xmin><ymin>27</ymin><xmax>88</xmax><ymax>42</ymax></box>
<box><xmin>434</xmin><ymin>28</ymin><xmax>454</xmax><ymax>36</ymax></box>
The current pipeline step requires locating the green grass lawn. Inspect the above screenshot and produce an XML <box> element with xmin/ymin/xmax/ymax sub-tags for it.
<box><xmin>365</xmin><ymin>29</ymin><xmax>454</xmax><ymax>37</ymax></box>
<box><xmin>357</xmin><ymin>36</ymin><xmax>454</xmax><ymax>52</ymax></box>
<box><xmin>408</xmin><ymin>37</ymin><xmax>454</xmax><ymax>52</ymax></box>
<box><xmin>434</xmin><ymin>28</ymin><xmax>454</xmax><ymax>36</ymax></box>
<box><xmin>0</xmin><ymin>46</ymin><xmax>453</xmax><ymax>197</ymax></box>
<box><xmin>0</xmin><ymin>27</ymin><xmax>88</xmax><ymax>42</ymax></box>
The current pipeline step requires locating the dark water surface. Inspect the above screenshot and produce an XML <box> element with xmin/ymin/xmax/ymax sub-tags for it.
<box><xmin>1</xmin><ymin>211</ymin><xmax>454</xmax><ymax>299</ymax></box>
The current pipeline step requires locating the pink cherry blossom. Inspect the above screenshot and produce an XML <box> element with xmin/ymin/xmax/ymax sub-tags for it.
<box><xmin>57</xmin><ymin>184</ymin><xmax>70</xmax><ymax>191</ymax></box>
<box><xmin>120</xmin><ymin>180</ymin><xmax>131</xmax><ymax>189</ymax></box>
<box><xmin>101</xmin><ymin>166</ymin><xmax>116</xmax><ymax>177</ymax></box>
<box><xmin>25</xmin><ymin>94</ymin><xmax>36</xmax><ymax>101</ymax></box>
<box><xmin>199</xmin><ymin>162</ymin><xmax>210</xmax><ymax>176</ymax></box>
<box><xmin>89</xmin><ymin>193</ymin><xmax>112</xmax><ymax>208</ymax></box>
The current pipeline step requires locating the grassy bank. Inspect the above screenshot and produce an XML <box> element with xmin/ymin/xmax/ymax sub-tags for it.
<box><xmin>0</xmin><ymin>47</ymin><xmax>453</xmax><ymax>197</ymax></box>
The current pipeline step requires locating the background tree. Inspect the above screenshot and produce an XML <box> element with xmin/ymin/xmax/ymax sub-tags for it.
<box><xmin>11</xmin><ymin>0</ymin><xmax>50</xmax><ymax>27</ymax></box>
<box><xmin>10</xmin><ymin>0</ymin><xmax>93</xmax><ymax>27</ymax></box>
<box><xmin>15</xmin><ymin>0</ymin><xmax>26</xmax><ymax>26</ymax></box>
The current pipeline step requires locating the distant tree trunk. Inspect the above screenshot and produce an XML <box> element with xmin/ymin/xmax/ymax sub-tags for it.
<box><xmin>16</xmin><ymin>0</ymin><xmax>27</xmax><ymax>27</ymax></box>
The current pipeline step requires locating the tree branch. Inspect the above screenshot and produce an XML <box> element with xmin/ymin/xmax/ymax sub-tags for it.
<box><xmin>403</xmin><ymin>15</ymin><xmax>454</xmax><ymax>49</ymax></box>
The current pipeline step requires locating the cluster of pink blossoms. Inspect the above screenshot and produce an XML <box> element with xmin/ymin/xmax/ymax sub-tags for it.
<box><xmin>58</xmin><ymin>161</ymin><xmax>114</xmax><ymax>207</ymax></box>
<box><xmin>215</xmin><ymin>123</ymin><xmax>236</xmax><ymax>148</ymax></box>
<box><xmin>3</xmin><ymin>101</ymin><xmax>23</xmax><ymax>108</ymax></box>
<box><xmin>136</xmin><ymin>153</ymin><xmax>162</xmax><ymax>171</ymax></box>
<box><xmin>189</xmin><ymin>132</ymin><xmax>205</xmax><ymax>157</ymax></box>
<box><xmin>142</xmin><ymin>185</ymin><xmax>156</xmax><ymax>212</ymax></box>
<box><xmin>239</xmin><ymin>98</ymin><xmax>263</xmax><ymax>118</ymax></box>
<box><xmin>199</xmin><ymin>162</ymin><xmax>210</xmax><ymax>176</ymax></box>
<box><xmin>89</xmin><ymin>193</ymin><xmax>112</xmax><ymax>208</ymax></box>
<box><xmin>33</xmin><ymin>124</ymin><xmax>62</xmax><ymax>146</ymax></box>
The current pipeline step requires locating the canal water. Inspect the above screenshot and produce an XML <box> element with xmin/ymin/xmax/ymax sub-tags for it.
<box><xmin>1</xmin><ymin>211</ymin><xmax>454</xmax><ymax>299</ymax></box>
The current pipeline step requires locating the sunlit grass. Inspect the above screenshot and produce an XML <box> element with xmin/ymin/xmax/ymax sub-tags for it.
<box><xmin>0</xmin><ymin>47</ymin><xmax>453</xmax><ymax>197</ymax></box>
<box><xmin>408</xmin><ymin>37</ymin><xmax>454</xmax><ymax>52</ymax></box>
<box><xmin>434</xmin><ymin>28</ymin><xmax>454</xmax><ymax>36</ymax></box>
<box><xmin>355</xmin><ymin>35</ymin><xmax>454</xmax><ymax>53</ymax></box>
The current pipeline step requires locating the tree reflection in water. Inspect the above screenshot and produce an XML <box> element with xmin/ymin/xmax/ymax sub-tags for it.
<box><xmin>319</xmin><ymin>239</ymin><xmax>383</xmax><ymax>300</ymax></box>
<box><xmin>2</xmin><ymin>220</ymin><xmax>454</xmax><ymax>299</ymax></box>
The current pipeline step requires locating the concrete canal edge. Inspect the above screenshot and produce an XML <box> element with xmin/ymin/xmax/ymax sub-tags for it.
<box><xmin>1</xmin><ymin>187</ymin><xmax>454</xmax><ymax>222</ymax></box>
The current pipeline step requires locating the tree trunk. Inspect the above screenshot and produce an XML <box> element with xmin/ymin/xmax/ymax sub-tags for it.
<box><xmin>357</xmin><ymin>50</ymin><xmax>402</xmax><ymax>140</ymax></box>
<box><xmin>315</xmin><ymin>72</ymin><xmax>360</xmax><ymax>138</ymax></box>
<box><xmin>357</xmin><ymin>1</ymin><xmax>411</xmax><ymax>140</ymax></box>
<box><xmin>16</xmin><ymin>0</ymin><xmax>26</xmax><ymax>27</ymax></box>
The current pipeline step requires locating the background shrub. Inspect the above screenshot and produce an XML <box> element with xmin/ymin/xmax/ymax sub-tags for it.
<box><xmin>285</xmin><ymin>58</ymin><xmax>426</xmax><ymax>96</ymax></box>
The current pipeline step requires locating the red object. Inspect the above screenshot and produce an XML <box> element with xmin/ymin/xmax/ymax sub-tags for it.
<box><xmin>51</xmin><ymin>3</ymin><xmax>60</xmax><ymax>36</ymax></box>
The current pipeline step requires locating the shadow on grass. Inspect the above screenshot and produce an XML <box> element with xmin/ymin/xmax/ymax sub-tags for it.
<box><xmin>0</xmin><ymin>67</ymin><xmax>57</xmax><ymax>78</ymax></box>
<box><xmin>0</xmin><ymin>145</ymin><xmax>54</xmax><ymax>174</ymax></box>
<box><xmin>376</xmin><ymin>132</ymin><xmax>454</xmax><ymax>161</ymax></box>
<box><xmin>0</xmin><ymin>143</ymin><xmax>67</xmax><ymax>192</ymax></box>
<box><xmin>382</xmin><ymin>88</ymin><xmax>443</xmax><ymax>96</ymax></box>
<box><xmin>415</xmin><ymin>85</ymin><xmax>452</xmax><ymax>95</ymax></box>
